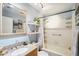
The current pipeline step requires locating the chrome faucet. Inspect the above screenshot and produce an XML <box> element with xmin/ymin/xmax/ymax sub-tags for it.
<box><xmin>15</xmin><ymin>40</ymin><xmax>19</xmax><ymax>49</ymax></box>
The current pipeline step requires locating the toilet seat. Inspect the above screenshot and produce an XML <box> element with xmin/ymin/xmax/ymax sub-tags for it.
<box><xmin>38</xmin><ymin>51</ymin><xmax>49</xmax><ymax>56</ymax></box>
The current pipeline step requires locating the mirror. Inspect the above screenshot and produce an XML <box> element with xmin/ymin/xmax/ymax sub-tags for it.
<box><xmin>2</xmin><ymin>3</ymin><xmax>26</xmax><ymax>35</ymax></box>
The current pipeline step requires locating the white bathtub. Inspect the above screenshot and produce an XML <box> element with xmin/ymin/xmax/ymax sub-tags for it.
<box><xmin>42</xmin><ymin>48</ymin><xmax>64</xmax><ymax>56</ymax></box>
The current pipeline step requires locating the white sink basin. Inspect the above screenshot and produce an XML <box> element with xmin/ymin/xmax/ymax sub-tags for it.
<box><xmin>11</xmin><ymin>47</ymin><xmax>29</xmax><ymax>56</ymax></box>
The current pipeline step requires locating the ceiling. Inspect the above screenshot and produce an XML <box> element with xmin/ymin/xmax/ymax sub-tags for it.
<box><xmin>43</xmin><ymin>3</ymin><xmax>75</xmax><ymax>16</ymax></box>
<box><xmin>3</xmin><ymin>3</ymin><xmax>75</xmax><ymax>19</ymax></box>
<box><xmin>11</xmin><ymin>3</ymin><xmax>75</xmax><ymax>16</ymax></box>
<box><xmin>31</xmin><ymin>3</ymin><xmax>75</xmax><ymax>16</ymax></box>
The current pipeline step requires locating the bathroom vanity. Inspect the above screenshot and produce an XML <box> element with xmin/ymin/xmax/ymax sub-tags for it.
<box><xmin>4</xmin><ymin>44</ymin><xmax>37</xmax><ymax>56</ymax></box>
<box><xmin>0</xmin><ymin>3</ymin><xmax>41</xmax><ymax>56</ymax></box>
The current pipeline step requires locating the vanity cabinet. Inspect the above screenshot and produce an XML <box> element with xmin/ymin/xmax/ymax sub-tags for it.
<box><xmin>26</xmin><ymin>48</ymin><xmax>37</xmax><ymax>56</ymax></box>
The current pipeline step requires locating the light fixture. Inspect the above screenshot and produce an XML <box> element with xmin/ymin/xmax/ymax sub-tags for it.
<box><xmin>40</xmin><ymin>3</ymin><xmax>46</xmax><ymax>8</ymax></box>
<box><xmin>34</xmin><ymin>3</ymin><xmax>46</xmax><ymax>8</ymax></box>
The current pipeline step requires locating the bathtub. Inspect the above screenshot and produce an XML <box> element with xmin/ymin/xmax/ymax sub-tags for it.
<box><xmin>42</xmin><ymin>48</ymin><xmax>65</xmax><ymax>56</ymax></box>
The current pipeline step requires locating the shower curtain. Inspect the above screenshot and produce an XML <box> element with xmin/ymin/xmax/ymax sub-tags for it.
<box><xmin>43</xmin><ymin>13</ymin><xmax>73</xmax><ymax>55</ymax></box>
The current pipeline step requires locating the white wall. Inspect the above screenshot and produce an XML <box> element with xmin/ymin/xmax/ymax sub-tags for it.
<box><xmin>45</xmin><ymin>15</ymin><xmax>66</xmax><ymax>28</ymax></box>
<box><xmin>45</xmin><ymin>11</ymin><xmax>73</xmax><ymax>29</ymax></box>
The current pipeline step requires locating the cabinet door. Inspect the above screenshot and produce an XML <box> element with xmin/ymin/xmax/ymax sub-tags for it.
<box><xmin>26</xmin><ymin>48</ymin><xmax>37</xmax><ymax>56</ymax></box>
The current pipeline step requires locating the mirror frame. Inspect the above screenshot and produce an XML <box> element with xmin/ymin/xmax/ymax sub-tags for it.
<box><xmin>1</xmin><ymin>3</ymin><xmax>27</xmax><ymax>36</ymax></box>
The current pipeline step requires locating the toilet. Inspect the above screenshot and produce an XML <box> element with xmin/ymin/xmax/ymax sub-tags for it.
<box><xmin>38</xmin><ymin>51</ymin><xmax>49</xmax><ymax>56</ymax></box>
<box><xmin>33</xmin><ymin>43</ymin><xmax>48</xmax><ymax>56</ymax></box>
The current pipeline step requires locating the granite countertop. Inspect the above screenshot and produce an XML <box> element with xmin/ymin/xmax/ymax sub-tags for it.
<box><xmin>4</xmin><ymin>44</ymin><xmax>37</xmax><ymax>56</ymax></box>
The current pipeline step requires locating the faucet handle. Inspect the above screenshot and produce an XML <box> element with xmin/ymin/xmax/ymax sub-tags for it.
<box><xmin>16</xmin><ymin>40</ymin><xmax>18</xmax><ymax>44</ymax></box>
<box><xmin>23</xmin><ymin>42</ymin><xmax>28</xmax><ymax>45</ymax></box>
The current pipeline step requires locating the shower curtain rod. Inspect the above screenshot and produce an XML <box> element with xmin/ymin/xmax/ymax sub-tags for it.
<box><xmin>39</xmin><ymin>9</ymin><xmax>75</xmax><ymax>18</ymax></box>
